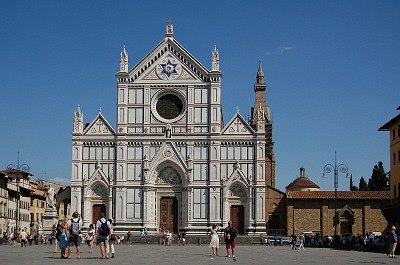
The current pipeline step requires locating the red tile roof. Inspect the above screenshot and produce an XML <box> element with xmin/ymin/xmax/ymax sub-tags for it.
<box><xmin>286</xmin><ymin>176</ymin><xmax>320</xmax><ymax>191</ymax></box>
<box><xmin>286</xmin><ymin>190</ymin><xmax>390</xmax><ymax>200</ymax></box>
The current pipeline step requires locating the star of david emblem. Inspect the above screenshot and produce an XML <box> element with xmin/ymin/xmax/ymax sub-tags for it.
<box><xmin>160</xmin><ymin>60</ymin><xmax>178</xmax><ymax>78</ymax></box>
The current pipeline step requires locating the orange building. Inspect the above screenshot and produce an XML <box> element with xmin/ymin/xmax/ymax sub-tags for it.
<box><xmin>379</xmin><ymin>106</ymin><xmax>400</xmax><ymax>226</ymax></box>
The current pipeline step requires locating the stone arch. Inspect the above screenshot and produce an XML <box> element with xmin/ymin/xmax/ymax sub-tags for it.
<box><xmin>90</xmin><ymin>181</ymin><xmax>109</xmax><ymax>198</ymax></box>
<box><xmin>149</xmin><ymin>160</ymin><xmax>187</xmax><ymax>185</ymax></box>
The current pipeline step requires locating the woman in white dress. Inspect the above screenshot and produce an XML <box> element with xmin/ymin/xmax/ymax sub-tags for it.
<box><xmin>209</xmin><ymin>224</ymin><xmax>220</xmax><ymax>256</ymax></box>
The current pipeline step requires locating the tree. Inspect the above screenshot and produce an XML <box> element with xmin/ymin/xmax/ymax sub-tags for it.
<box><xmin>359</xmin><ymin>176</ymin><xmax>368</xmax><ymax>191</ymax></box>
<box><xmin>349</xmin><ymin>175</ymin><xmax>358</xmax><ymax>191</ymax></box>
<box><xmin>368</xmin><ymin>161</ymin><xmax>388</xmax><ymax>191</ymax></box>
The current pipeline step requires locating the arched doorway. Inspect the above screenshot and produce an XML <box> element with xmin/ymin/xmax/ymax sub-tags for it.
<box><xmin>227</xmin><ymin>182</ymin><xmax>248</xmax><ymax>235</ymax></box>
<box><xmin>156</xmin><ymin>165</ymin><xmax>182</xmax><ymax>234</ymax></box>
<box><xmin>160</xmin><ymin>197</ymin><xmax>178</xmax><ymax>233</ymax></box>
<box><xmin>92</xmin><ymin>204</ymin><xmax>106</xmax><ymax>225</ymax></box>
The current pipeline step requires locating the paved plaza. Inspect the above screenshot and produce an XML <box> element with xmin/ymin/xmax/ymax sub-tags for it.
<box><xmin>1</xmin><ymin>243</ymin><xmax>399</xmax><ymax>265</ymax></box>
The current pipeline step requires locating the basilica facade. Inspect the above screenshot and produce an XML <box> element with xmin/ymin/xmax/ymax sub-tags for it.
<box><xmin>71</xmin><ymin>22</ymin><xmax>275</xmax><ymax>235</ymax></box>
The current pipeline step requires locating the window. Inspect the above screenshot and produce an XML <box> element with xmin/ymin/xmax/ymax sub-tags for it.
<box><xmin>128</xmin><ymin>88</ymin><xmax>143</xmax><ymax>104</ymax></box>
<box><xmin>127</xmin><ymin>164</ymin><xmax>143</xmax><ymax>181</ymax></box>
<box><xmin>193</xmin><ymin>188</ymin><xmax>208</xmax><ymax>219</ymax></box>
<box><xmin>128</xmin><ymin>108</ymin><xmax>143</xmax><ymax>123</ymax></box>
<box><xmin>393</xmin><ymin>128</ymin><xmax>396</xmax><ymax>141</ymax></box>
<box><xmin>126</xmin><ymin>188</ymin><xmax>142</xmax><ymax>219</ymax></box>
<box><xmin>193</xmin><ymin>164</ymin><xmax>209</xmax><ymax>181</ymax></box>
<box><xmin>194</xmin><ymin>107</ymin><xmax>208</xmax><ymax>123</ymax></box>
<box><xmin>193</xmin><ymin>146</ymin><xmax>208</xmax><ymax>160</ymax></box>
<box><xmin>394</xmin><ymin>152</ymin><xmax>397</xmax><ymax>165</ymax></box>
<box><xmin>127</xmin><ymin>146</ymin><xmax>143</xmax><ymax>160</ymax></box>
<box><xmin>194</xmin><ymin>88</ymin><xmax>208</xmax><ymax>104</ymax></box>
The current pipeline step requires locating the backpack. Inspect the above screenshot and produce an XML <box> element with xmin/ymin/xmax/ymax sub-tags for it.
<box><xmin>70</xmin><ymin>218</ymin><xmax>80</xmax><ymax>236</ymax></box>
<box><xmin>99</xmin><ymin>219</ymin><xmax>110</xmax><ymax>236</ymax></box>
<box><xmin>226</xmin><ymin>227</ymin><xmax>237</xmax><ymax>241</ymax></box>
<box><xmin>56</xmin><ymin>225</ymin><xmax>62</xmax><ymax>241</ymax></box>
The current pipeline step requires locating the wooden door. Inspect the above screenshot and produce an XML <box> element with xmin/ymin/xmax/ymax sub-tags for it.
<box><xmin>160</xmin><ymin>197</ymin><xmax>178</xmax><ymax>233</ymax></box>
<box><xmin>230</xmin><ymin>205</ymin><xmax>244</xmax><ymax>235</ymax></box>
<box><xmin>92</xmin><ymin>204</ymin><xmax>106</xmax><ymax>225</ymax></box>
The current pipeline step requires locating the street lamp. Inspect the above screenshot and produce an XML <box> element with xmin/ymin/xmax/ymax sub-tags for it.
<box><xmin>322</xmin><ymin>151</ymin><xmax>349</xmax><ymax>235</ymax></box>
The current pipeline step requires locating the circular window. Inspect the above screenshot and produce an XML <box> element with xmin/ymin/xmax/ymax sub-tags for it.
<box><xmin>156</xmin><ymin>94</ymin><xmax>183</xmax><ymax>120</ymax></box>
<box><xmin>151</xmin><ymin>90</ymin><xmax>186</xmax><ymax>123</ymax></box>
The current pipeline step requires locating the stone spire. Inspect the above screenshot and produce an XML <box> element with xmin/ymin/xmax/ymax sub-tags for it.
<box><xmin>211</xmin><ymin>45</ymin><xmax>219</xmax><ymax>71</ymax></box>
<box><xmin>256</xmin><ymin>60</ymin><xmax>265</xmax><ymax>85</ymax></box>
<box><xmin>251</xmin><ymin>60</ymin><xmax>270</xmax><ymax>125</ymax></box>
<box><xmin>73</xmin><ymin>105</ymin><xmax>84</xmax><ymax>134</ymax></box>
<box><xmin>119</xmin><ymin>45</ymin><xmax>128</xmax><ymax>73</ymax></box>
<box><xmin>165</xmin><ymin>20</ymin><xmax>174</xmax><ymax>38</ymax></box>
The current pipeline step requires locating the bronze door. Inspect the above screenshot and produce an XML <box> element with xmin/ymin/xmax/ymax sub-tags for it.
<box><xmin>230</xmin><ymin>205</ymin><xmax>244</xmax><ymax>235</ymax></box>
<box><xmin>92</xmin><ymin>204</ymin><xmax>106</xmax><ymax>225</ymax></box>
<box><xmin>160</xmin><ymin>197</ymin><xmax>178</xmax><ymax>233</ymax></box>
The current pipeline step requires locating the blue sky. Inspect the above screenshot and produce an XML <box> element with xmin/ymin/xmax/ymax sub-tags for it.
<box><xmin>0</xmin><ymin>1</ymin><xmax>399</xmax><ymax>191</ymax></box>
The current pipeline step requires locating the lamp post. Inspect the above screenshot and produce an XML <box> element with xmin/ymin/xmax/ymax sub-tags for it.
<box><xmin>322</xmin><ymin>151</ymin><xmax>349</xmax><ymax>235</ymax></box>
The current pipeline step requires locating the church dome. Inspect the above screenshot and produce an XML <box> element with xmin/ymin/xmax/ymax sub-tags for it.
<box><xmin>286</xmin><ymin>166</ymin><xmax>320</xmax><ymax>191</ymax></box>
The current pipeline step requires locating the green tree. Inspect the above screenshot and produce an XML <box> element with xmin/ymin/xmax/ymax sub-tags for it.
<box><xmin>359</xmin><ymin>176</ymin><xmax>368</xmax><ymax>191</ymax></box>
<box><xmin>368</xmin><ymin>161</ymin><xmax>388</xmax><ymax>191</ymax></box>
<box><xmin>349</xmin><ymin>175</ymin><xmax>358</xmax><ymax>191</ymax></box>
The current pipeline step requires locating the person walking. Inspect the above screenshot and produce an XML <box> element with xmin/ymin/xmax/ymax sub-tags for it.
<box><xmin>224</xmin><ymin>221</ymin><xmax>237</xmax><ymax>260</ymax></box>
<box><xmin>20</xmin><ymin>228</ymin><xmax>28</xmax><ymax>247</ymax></box>
<box><xmin>86</xmin><ymin>224</ymin><xmax>95</xmax><ymax>253</ymax></box>
<box><xmin>298</xmin><ymin>233</ymin><xmax>305</xmax><ymax>250</ymax></box>
<box><xmin>107</xmin><ymin>219</ymin><xmax>116</xmax><ymax>258</ymax></box>
<box><xmin>67</xmin><ymin>211</ymin><xmax>83</xmax><ymax>259</ymax></box>
<box><xmin>389</xmin><ymin>226</ymin><xmax>397</xmax><ymax>258</ymax></box>
<box><xmin>58</xmin><ymin>218</ymin><xmax>69</xmax><ymax>259</ymax></box>
<box><xmin>209</xmin><ymin>224</ymin><xmax>220</xmax><ymax>256</ymax></box>
<box><xmin>96</xmin><ymin>213</ymin><xmax>111</xmax><ymax>259</ymax></box>
<box><xmin>126</xmin><ymin>231</ymin><xmax>132</xmax><ymax>246</ymax></box>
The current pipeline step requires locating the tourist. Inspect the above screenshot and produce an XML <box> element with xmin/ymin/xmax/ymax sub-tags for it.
<box><xmin>20</xmin><ymin>228</ymin><xmax>28</xmax><ymax>247</ymax></box>
<box><xmin>67</xmin><ymin>211</ymin><xmax>83</xmax><ymax>259</ymax></box>
<box><xmin>209</xmin><ymin>224</ymin><xmax>220</xmax><ymax>256</ymax></box>
<box><xmin>389</xmin><ymin>226</ymin><xmax>397</xmax><ymax>258</ymax></box>
<box><xmin>290</xmin><ymin>233</ymin><xmax>297</xmax><ymax>250</ymax></box>
<box><xmin>107</xmin><ymin>219</ymin><xmax>116</xmax><ymax>258</ymax></box>
<box><xmin>298</xmin><ymin>233</ymin><xmax>305</xmax><ymax>250</ymax></box>
<box><xmin>224</xmin><ymin>221</ymin><xmax>237</xmax><ymax>260</ymax></box>
<box><xmin>58</xmin><ymin>218</ymin><xmax>69</xmax><ymax>259</ymax></box>
<box><xmin>86</xmin><ymin>224</ymin><xmax>95</xmax><ymax>253</ymax></box>
<box><xmin>96</xmin><ymin>213</ymin><xmax>111</xmax><ymax>259</ymax></box>
<box><xmin>127</xmin><ymin>230</ymin><xmax>132</xmax><ymax>245</ymax></box>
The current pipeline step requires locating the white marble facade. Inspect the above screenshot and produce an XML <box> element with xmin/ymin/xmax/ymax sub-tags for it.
<box><xmin>71</xmin><ymin>23</ymin><xmax>272</xmax><ymax>235</ymax></box>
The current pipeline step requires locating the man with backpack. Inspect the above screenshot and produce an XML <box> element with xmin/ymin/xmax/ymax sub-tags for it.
<box><xmin>224</xmin><ymin>221</ymin><xmax>237</xmax><ymax>260</ymax></box>
<box><xmin>96</xmin><ymin>212</ymin><xmax>111</xmax><ymax>259</ymax></box>
<box><xmin>67</xmin><ymin>211</ymin><xmax>83</xmax><ymax>259</ymax></box>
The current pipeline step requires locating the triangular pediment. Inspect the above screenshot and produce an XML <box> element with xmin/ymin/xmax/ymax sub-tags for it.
<box><xmin>221</xmin><ymin>112</ymin><xmax>255</xmax><ymax>135</ymax></box>
<box><xmin>227</xmin><ymin>167</ymin><xmax>250</xmax><ymax>187</ymax></box>
<box><xmin>147</xmin><ymin>141</ymin><xmax>187</xmax><ymax>173</ymax></box>
<box><xmin>127</xmin><ymin>38</ymin><xmax>210</xmax><ymax>84</ymax></box>
<box><xmin>83</xmin><ymin>113</ymin><xmax>115</xmax><ymax>136</ymax></box>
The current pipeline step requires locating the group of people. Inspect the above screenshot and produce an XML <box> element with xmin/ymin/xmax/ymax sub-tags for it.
<box><xmin>54</xmin><ymin>211</ymin><xmax>116</xmax><ymax>259</ymax></box>
<box><xmin>209</xmin><ymin>221</ymin><xmax>237</xmax><ymax>261</ymax></box>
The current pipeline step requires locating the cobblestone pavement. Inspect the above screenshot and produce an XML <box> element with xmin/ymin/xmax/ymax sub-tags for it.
<box><xmin>0</xmin><ymin>243</ymin><xmax>398</xmax><ymax>265</ymax></box>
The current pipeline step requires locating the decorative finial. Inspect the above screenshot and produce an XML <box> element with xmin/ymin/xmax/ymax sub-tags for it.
<box><xmin>211</xmin><ymin>45</ymin><xmax>219</xmax><ymax>71</ymax></box>
<box><xmin>165</xmin><ymin>20</ymin><xmax>174</xmax><ymax>37</ymax></box>
<box><xmin>99</xmin><ymin>107</ymin><xmax>102</xmax><ymax>114</ymax></box>
<box><xmin>119</xmin><ymin>45</ymin><xmax>128</xmax><ymax>73</ymax></box>
<box><xmin>257</xmin><ymin>60</ymin><xmax>265</xmax><ymax>84</ymax></box>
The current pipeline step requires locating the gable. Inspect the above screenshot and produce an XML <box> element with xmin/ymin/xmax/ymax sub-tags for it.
<box><xmin>84</xmin><ymin>114</ymin><xmax>115</xmax><ymax>136</ymax></box>
<box><xmin>222</xmin><ymin>113</ymin><xmax>255</xmax><ymax>135</ymax></box>
<box><xmin>147</xmin><ymin>141</ymin><xmax>187</xmax><ymax>174</ymax></box>
<box><xmin>128</xmin><ymin>38</ymin><xmax>209</xmax><ymax>84</ymax></box>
